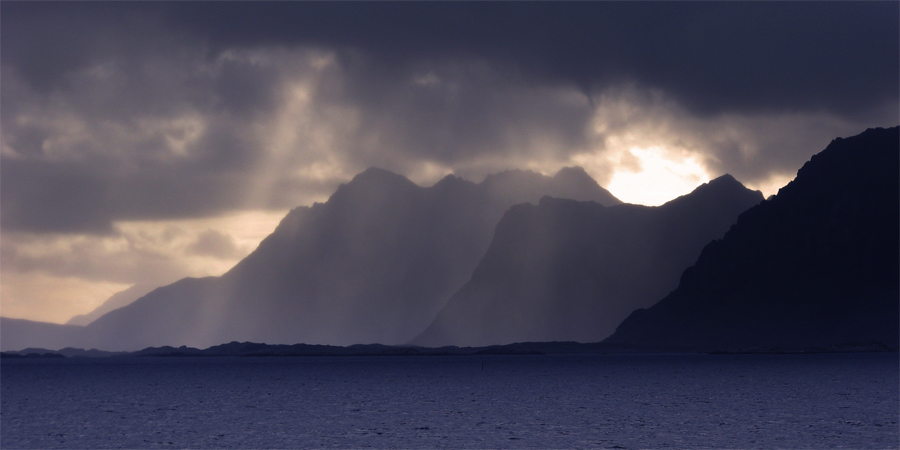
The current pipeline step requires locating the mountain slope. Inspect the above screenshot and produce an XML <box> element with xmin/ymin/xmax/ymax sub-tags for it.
<box><xmin>412</xmin><ymin>175</ymin><xmax>763</xmax><ymax>347</ymax></box>
<box><xmin>605</xmin><ymin>127</ymin><xmax>900</xmax><ymax>350</ymax></box>
<box><xmin>66</xmin><ymin>284</ymin><xmax>156</xmax><ymax>326</ymax></box>
<box><xmin>0</xmin><ymin>318</ymin><xmax>85</xmax><ymax>351</ymax></box>
<box><xmin>69</xmin><ymin>167</ymin><xmax>619</xmax><ymax>351</ymax></box>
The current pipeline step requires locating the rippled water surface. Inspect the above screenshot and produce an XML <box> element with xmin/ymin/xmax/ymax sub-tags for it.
<box><xmin>2</xmin><ymin>353</ymin><xmax>897</xmax><ymax>448</ymax></box>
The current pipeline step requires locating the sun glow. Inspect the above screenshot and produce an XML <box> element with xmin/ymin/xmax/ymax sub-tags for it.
<box><xmin>1</xmin><ymin>210</ymin><xmax>290</xmax><ymax>324</ymax></box>
<box><xmin>746</xmin><ymin>172</ymin><xmax>795</xmax><ymax>199</ymax></box>
<box><xmin>606</xmin><ymin>147</ymin><xmax>710</xmax><ymax>206</ymax></box>
<box><xmin>0</xmin><ymin>273</ymin><xmax>131</xmax><ymax>324</ymax></box>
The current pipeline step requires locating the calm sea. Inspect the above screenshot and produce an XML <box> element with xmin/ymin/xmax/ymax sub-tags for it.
<box><xmin>2</xmin><ymin>353</ymin><xmax>897</xmax><ymax>448</ymax></box>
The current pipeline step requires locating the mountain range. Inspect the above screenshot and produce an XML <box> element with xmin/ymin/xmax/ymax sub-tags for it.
<box><xmin>2</xmin><ymin>166</ymin><xmax>621</xmax><ymax>351</ymax></box>
<box><xmin>2</xmin><ymin>127</ymin><xmax>896</xmax><ymax>353</ymax></box>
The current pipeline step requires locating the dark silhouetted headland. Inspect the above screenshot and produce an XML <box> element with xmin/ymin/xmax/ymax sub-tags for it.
<box><xmin>605</xmin><ymin>127</ymin><xmax>900</xmax><ymax>351</ymax></box>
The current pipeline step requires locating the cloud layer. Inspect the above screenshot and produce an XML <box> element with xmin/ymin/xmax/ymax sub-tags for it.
<box><xmin>2</xmin><ymin>2</ymin><xmax>897</xmax><ymax>321</ymax></box>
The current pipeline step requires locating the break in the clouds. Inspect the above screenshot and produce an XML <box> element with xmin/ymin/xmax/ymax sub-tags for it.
<box><xmin>1</xmin><ymin>2</ymin><xmax>897</xmax><ymax>322</ymax></box>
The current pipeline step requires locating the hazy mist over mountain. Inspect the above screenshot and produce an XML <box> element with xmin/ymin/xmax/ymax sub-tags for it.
<box><xmin>0</xmin><ymin>317</ymin><xmax>84</xmax><ymax>352</ymax></box>
<box><xmin>1</xmin><ymin>167</ymin><xmax>619</xmax><ymax>351</ymax></box>
<box><xmin>413</xmin><ymin>176</ymin><xmax>762</xmax><ymax>347</ymax></box>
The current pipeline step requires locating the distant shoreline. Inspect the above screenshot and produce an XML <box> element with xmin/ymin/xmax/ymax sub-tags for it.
<box><xmin>2</xmin><ymin>340</ymin><xmax>896</xmax><ymax>359</ymax></box>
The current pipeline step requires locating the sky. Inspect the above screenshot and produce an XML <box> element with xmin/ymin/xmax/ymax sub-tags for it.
<box><xmin>2</xmin><ymin>2</ymin><xmax>898</xmax><ymax>324</ymax></box>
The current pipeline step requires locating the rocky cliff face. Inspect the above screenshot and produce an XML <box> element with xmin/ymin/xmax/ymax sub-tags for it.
<box><xmin>412</xmin><ymin>175</ymin><xmax>763</xmax><ymax>347</ymax></box>
<box><xmin>605</xmin><ymin>127</ymin><xmax>900</xmax><ymax>350</ymax></box>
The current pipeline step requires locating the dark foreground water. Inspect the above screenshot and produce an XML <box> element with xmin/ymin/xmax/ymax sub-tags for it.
<box><xmin>2</xmin><ymin>353</ymin><xmax>897</xmax><ymax>449</ymax></box>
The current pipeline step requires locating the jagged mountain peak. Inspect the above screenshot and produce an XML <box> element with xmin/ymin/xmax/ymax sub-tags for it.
<box><xmin>478</xmin><ymin>166</ymin><xmax>621</xmax><ymax>206</ymax></box>
<box><xmin>707</xmin><ymin>173</ymin><xmax>739</xmax><ymax>186</ymax></box>
<box><xmin>688</xmin><ymin>174</ymin><xmax>750</xmax><ymax>195</ymax></box>
<box><xmin>552</xmin><ymin>166</ymin><xmax>592</xmax><ymax>184</ymax></box>
<box><xmin>658</xmin><ymin>174</ymin><xmax>763</xmax><ymax>211</ymax></box>
<box><xmin>696</xmin><ymin>174</ymin><xmax>760</xmax><ymax>198</ymax></box>
<box><xmin>552</xmin><ymin>166</ymin><xmax>623</xmax><ymax>205</ymax></box>
<box><xmin>345</xmin><ymin>167</ymin><xmax>419</xmax><ymax>191</ymax></box>
<box><xmin>431</xmin><ymin>173</ymin><xmax>475</xmax><ymax>190</ymax></box>
<box><xmin>324</xmin><ymin>167</ymin><xmax>422</xmax><ymax>210</ymax></box>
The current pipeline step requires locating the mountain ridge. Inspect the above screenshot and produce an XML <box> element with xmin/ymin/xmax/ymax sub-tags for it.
<box><xmin>412</xmin><ymin>174</ymin><xmax>763</xmax><ymax>347</ymax></box>
<box><xmin>65</xmin><ymin>284</ymin><xmax>157</xmax><ymax>326</ymax></box>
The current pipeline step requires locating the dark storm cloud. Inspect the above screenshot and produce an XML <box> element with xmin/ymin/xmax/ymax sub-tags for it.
<box><xmin>0</xmin><ymin>159</ymin><xmax>112</xmax><ymax>233</ymax></box>
<box><xmin>0</xmin><ymin>158</ymin><xmax>249</xmax><ymax>234</ymax></box>
<box><xmin>341</xmin><ymin>61</ymin><xmax>593</xmax><ymax>164</ymax></box>
<box><xmin>1</xmin><ymin>2</ymin><xmax>897</xmax><ymax>233</ymax></box>
<box><xmin>6</xmin><ymin>2</ymin><xmax>896</xmax><ymax>116</ymax></box>
<box><xmin>159</xmin><ymin>1</ymin><xmax>899</xmax><ymax>116</ymax></box>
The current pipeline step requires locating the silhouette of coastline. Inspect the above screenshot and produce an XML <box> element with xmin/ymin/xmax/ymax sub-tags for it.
<box><xmin>3</xmin><ymin>339</ymin><xmax>895</xmax><ymax>359</ymax></box>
